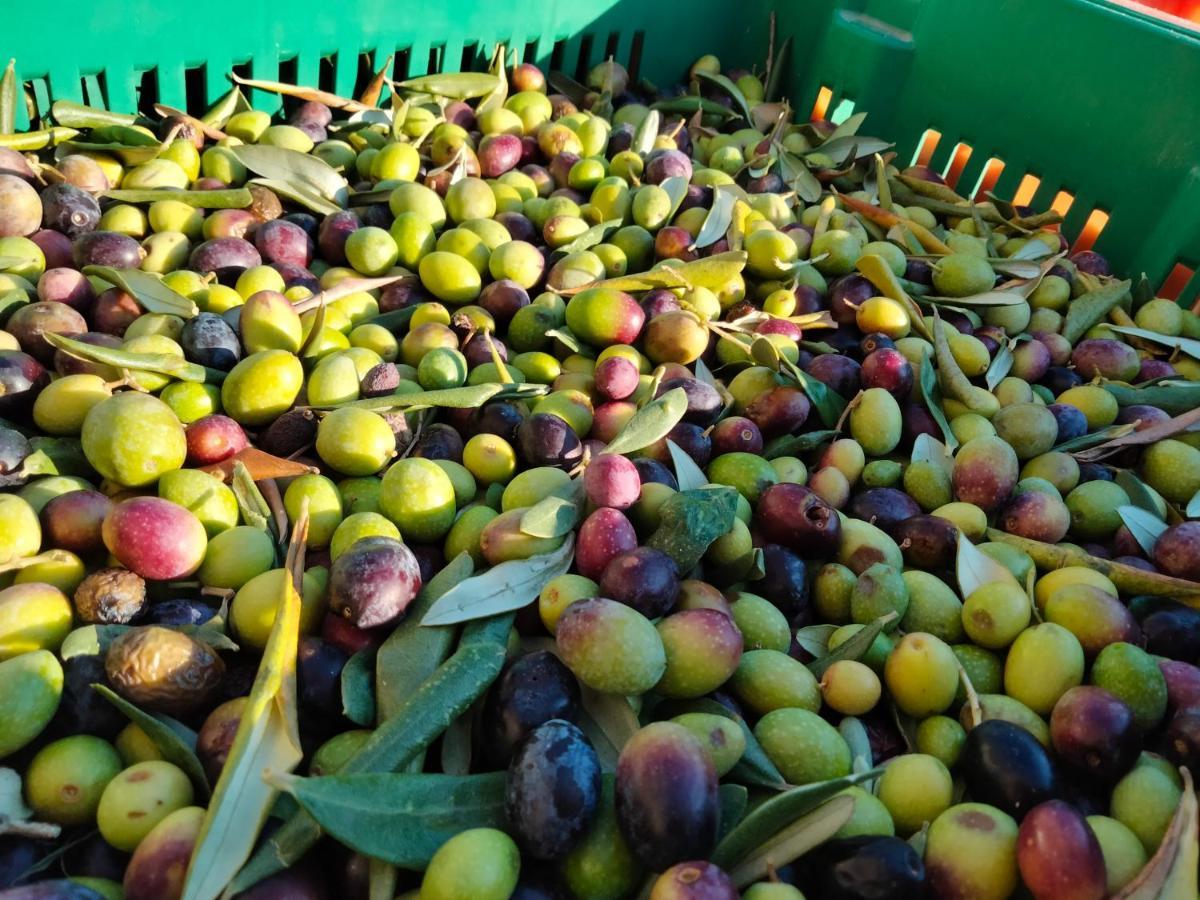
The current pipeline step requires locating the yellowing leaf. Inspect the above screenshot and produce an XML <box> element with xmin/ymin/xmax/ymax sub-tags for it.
<box><xmin>182</xmin><ymin>511</ymin><xmax>308</xmax><ymax>900</ymax></box>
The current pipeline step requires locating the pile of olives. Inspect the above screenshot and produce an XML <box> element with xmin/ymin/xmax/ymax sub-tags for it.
<box><xmin>0</xmin><ymin>45</ymin><xmax>1198</xmax><ymax>900</ymax></box>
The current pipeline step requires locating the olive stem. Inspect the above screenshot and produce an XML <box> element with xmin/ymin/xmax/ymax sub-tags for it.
<box><xmin>957</xmin><ymin>662</ymin><xmax>982</xmax><ymax>729</ymax></box>
<box><xmin>0</xmin><ymin>819</ymin><xmax>62</xmax><ymax>840</ymax></box>
<box><xmin>259</xmin><ymin>478</ymin><xmax>289</xmax><ymax>546</ymax></box>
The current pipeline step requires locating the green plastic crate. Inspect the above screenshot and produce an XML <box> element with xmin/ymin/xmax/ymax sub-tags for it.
<box><xmin>6</xmin><ymin>0</ymin><xmax>1200</xmax><ymax>301</ymax></box>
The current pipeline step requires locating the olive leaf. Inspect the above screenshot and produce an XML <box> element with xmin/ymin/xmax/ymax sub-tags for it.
<box><xmin>794</xmin><ymin>624</ymin><xmax>838</xmax><ymax>658</ymax></box>
<box><xmin>227</xmin><ymin>73</ymin><xmax>370</xmax><ymax>112</ymax></box>
<box><xmin>720</xmin><ymin>796</ymin><xmax>854</xmax><ymax>888</ymax></box>
<box><xmin>712</xmin><ymin>770</ymin><xmax>880</xmax><ymax>869</ymax></box>
<box><xmin>1188</xmin><ymin>488</ymin><xmax>1200</xmax><ymax>519</ymax></box>
<box><xmin>341</xmin><ymin>648</ymin><xmax>377</xmax><ymax>727</ymax></box>
<box><xmin>231</xmin><ymin>145</ymin><xmax>349</xmax><ymax>206</ymax></box>
<box><xmin>314</xmin><ymin>383</ymin><xmax>506</xmax><ymax>412</ymax></box>
<box><xmin>376</xmin><ymin>553</ymin><xmax>473</xmax><ymax>723</ymax></box>
<box><xmin>102</xmin><ymin>188</ymin><xmax>252</xmax><ymax>209</ymax></box>
<box><xmin>182</xmin><ymin>509</ymin><xmax>307</xmax><ymax>900</ymax></box>
<box><xmin>718</xmin><ymin>784</ymin><xmax>750</xmax><ymax>842</ymax></box>
<box><xmin>51</xmin><ymin>99</ymin><xmax>139</xmax><ymax>129</ymax></box>
<box><xmin>763</xmin><ymin>430</ymin><xmax>838</xmax><ymax>460</ymax></box>
<box><xmin>840</xmin><ymin>716</ymin><xmax>875</xmax><ymax>775</ymax></box>
<box><xmin>650</xmin><ymin>96</ymin><xmax>738</xmax><ymax>121</ymax></box>
<box><xmin>911</xmin><ymin>433</ymin><xmax>953</xmax><ymax>472</ymax></box>
<box><xmin>661</xmin><ymin>175</ymin><xmax>690</xmax><ymax>221</ymax></box>
<box><xmin>924</xmin><ymin>290</ymin><xmax>1025</xmax><ymax>307</ymax></box>
<box><xmin>557</xmin><ymin>218</ymin><xmax>623</xmax><ymax>257</ymax></box>
<box><xmin>918</xmin><ymin>357</ymin><xmax>959</xmax><ymax>450</ymax></box>
<box><xmin>200</xmin><ymin>87</ymin><xmax>247</xmax><ymax>129</ymax></box>
<box><xmin>1107</xmin><ymin>325</ymin><xmax>1200</xmax><ymax>362</ymax></box>
<box><xmin>814</xmin><ymin>135</ymin><xmax>892</xmax><ymax>167</ymax></box>
<box><xmin>520</xmin><ymin>478</ymin><xmax>585</xmax><ymax>539</ymax></box>
<box><xmin>1055</xmin><ymin>423</ymin><xmax>1137</xmax><ymax>454</ymax></box>
<box><xmin>230</xmin><ymin>461</ymin><xmax>276</xmax><ymax>539</ymax></box>
<box><xmin>0</xmin><ymin>127</ymin><xmax>78</xmax><ymax>152</ymax></box>
<box><xmin>441</xmin><ymin>707</ymin><xmax>473</xmax><ymax>776</ymax></box>
<box><xmin>83</xmin><ymin>266</ymin><xmax>199</xmax><ymax>318</ymax></box>
<box><xmin>43</xmin><ymin>332</ymin><xmax>206</xmax><ymax>383</ymax></box>
<box><xmin>1115</xmin><ymin>470</ymin><xmax>1166</xmax><ymax>519</ymax></box>
<box><xmin>668</xmin><ymin>698</ymin><xmax>785</xmax><ymax>790</ymax></box>
<box><xmin>779</xmin><ymin>357</ymin><xmax>847</xmax><ymax>427</ymax></box>
<box><xmin>581</xmin><ymin>687</ymin><xmax>640</xmax><ymax>753</ymax></box>
<box><xmin>60</xmin><ymin>624</ymin><xmax>131</xmax><ymax>660</ymax></box>
<box><xmin>251</xmin><ymin>177</ymin><xmax>344</xmax><ymax>215</ymax></box>
<box><xmin>647</xmin><ymin>486</ymin><xmax>738</xmax><ymax>573</ymax></box>
<box><xmin>421</xmin><ymin>536</ymin><xmax>575</xmax><ymax>626</ymax></box>
<box><xmin>396</xmin><ymin>72</ymin><xmax>502</xmax><ymax>100</ymax></box>
<box><xmin>778</xmin><ymin>149</ymin><xmax>823</xmax><ymax>203</ymax></box>
<box><xmin>677</xmin><ymin>250</ymin><xmax>749</xmax><ymax>289</ymax></box>
<box><xmin>1118</xmin><ymin>506</ymin><xmax>1168</xmax><ymax>556</ymax></box>
<box><xmin>92</xmin><ymin>685</ymin><xmax>210</xmax><ymax>795</ymax></box>
<box><xmin>1061</xmin><ymin>278</ymin><xmax>1132</xmax><ymax>345</ymax></box>
<box><xmin>275</xmin><ymin>771</ymin><xmax>507</xmax><ymax>868</ymax></box>
<box><xmin>63</xmin><ymin>140</ymin><xmax>163</xmax><ymax>165</ymax></box>
<box><xmin>957</xmin><ymin>532</ymin><xmax>1021</xmax><ymax>598</ymax></box>
<box><xmin>985</xmin><ymin>339</ymin><xmax>1015</xmax><ymax>390</ymax></box>
<box><xmin>807</xmin><ymin>613</ymin><xmax>896</xmax><ymax>678</ymax></box>
<box><xmin>693</xmin><ymin>70</ymin><xmax>754</xmax><ymax>123</ymax></box>
<box><xmin>631</xmin><ymin>109</ymin><xmax>661</xmax><ymax>157</ymax></box>
<box><xmin>1114</xmin><ymin>767</ymin><xmax>1197</xmax><ymax>899</ymax></box>
<box><xmin>604</xmin><ymin>386</ymin><xmax>689</xmax><ymax>456</ymax></box>
<box><xmin>692</xmin><ymin>186</ymin><xmax>737</xmax><ymax>250</ymax></box>
<box><xmin>667</xmin><ymin>439</ymin><xmax>709</xmax><ymax>492</ymax></box>
<box><xmin>559</xmin><ymin>267</ymin><xmax>689</xmax><ymax>295</ymax></box>
<box><xmin>231</xmin><ymin>613</ymin><xmax>514</xmax><ymax>892</ymax></box>
<box><xmin>0</xmin><ymin>60</ymin><xmax>15</xmax><ymax>135</ymax></box>
<box><xmin>1104</xmin><ymin>381</ymin><xmax>1200</xmax><ymax>416</ymax></box>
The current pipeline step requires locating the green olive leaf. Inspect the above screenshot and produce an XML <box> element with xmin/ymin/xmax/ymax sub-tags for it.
<box><xmin>1188</xmin><ymin>489</ymin><xmax>1200</xmax><ymax>519</ymax></box>
<box><xmin>1074</xmin><ymin>406</ymin><xmax>1200</xmax><ymax>462</ymax></box>
<box><xmin>0</xmin><ymin>128</ymin><xmax>78</xmax><ymax>152</ymax></box>
<box><xmin>101</xmin><ymin>188</ymin><xmax>252</xmax><ymax>208</ymax></box>
<box><xmin>693</xmin><ymin>70</ymin><xmax>754</xmax><ymax>123</ymax></box>
<box><xmin>230</xmin><ymin>461</ymin><xmax>277</xmax><ymax>540</ymax></box>
<box><xmin>1115</xmin><ymin>470</ymin><xmax>1167</xmax><ymax>519</ymax></box>
<box><xmin>957</xmin><ymin>532</ymin><xmax>1021</xmax><ymax>598</ymax></box>
<box><xmin>1104</xmin><ymin>381</ymin><xmax>1200</xmax><ymax>416</ymax></box>
<box><xmin>763</xmin><ymin>430</ymin><xmax>838</xmax><ymax>460</ymax></box>
<box><xmin>0</xmin><ymin>60</ymin><xmax>16</xmax><ymax>135</ymax></box>
<box><xmin>440</xmin><ymin>706</ymin><xmax>474</xmax><ymax>777</ymax></box>
<box><xmin>231</xmin><ymin>613</ymin><xmax>514</xmax><ymax>892</ymax></box>
<box><xmin>182</xmin><ymin>514</ymin><xmax>307</xmax><ymax>900</ymax></box>
<box><xmin>604</xmin><ymin>386</ymin><xmax>689</xmax><ymax>456</ymax></box>
<box><xmin>251</xmin><ymin>176</ymin><xmax>345</xmax><ymax>215</ymax></box>
<box><xmin>275</xmin><ymin>771</ymin><xmax>507</xmax><ymax>868</ymax></box>
<box><xmin>1118</xmin><ymin>505</ymin><xmax>1168</xmax><ymax>556</ymax></box>
<box><xmin>650</xmin><ymin>96</ymin><xmax>738</xmax><ymax>121</ymax></box>
<box><xmin>82</xmin><ymin>266</ymin><xmax>199</xmax><ymax>318</ymax></box>
<box><xmin>718</xmin><ymin>784</ymin><xmax>750</xmax><ymax>842</ymax></box>
<box><xmin>421</xmin><ymin>537</ymin><xmax>575</xmax><ymax>626</ymax></box>
<box><xmin>677</xmin><ymin>250</ymin><xmax>748</xmax><ymax>289</ymax></box>
<box><xmin>646</xmin><ymin>486</ymin><xmax>738</xmax><ymax>573</ymax></box>
<box><xmin>918</xmin><ymin>357</ymin><xmax>959</xmax><ymax>450</ymax></box>
<box><xmin>692</xmin><ymin>186</ymin><xmax>737</xmax><ymax>250</ymax></box>
<box><xmin>521</xmin><ymin>478</ymin><xmax>585</xmax><ymax>539</ymax></box>
<box><xmin>1061</xmin><ymin>278</ymin><xmax>1132</xmax><ymax>345</ymax></box>
<box><xmin>341</xmin><ymin>648</ymin><xmax>377</xmax><ymax>727</ymax></box>
<box><xmin>1107</xmin><ymin>324</ymin><xmax>1200</xmax><ymax>362</ymax></box>
<box><xmin>228</xmin><ymin>73</ymin><xmax>369</xmax><ymax>112</ymax></box>
<box><xmin>665</xmin><ymin>697</ymin><xmax>785</xmax><ymax>790</ymax></box>
<box><xmin>779</xmin><ymin>357</ymin><xmax>847</xmax><ymax>427</ymax></box>
<box><xmin>924</xmin><ymin>290</ymin><xmax>1025</xmax><ymax>307</ymax></box>
<box><xmin>232</xmin><ymin>145</ymin><xmax>349</xmax><ymax>206</ymax></box>
<box><xmin>712</xmin><ymin>771</ymin><xmax>879</xmax><ymax>869</ymax></box>
<box><xmin>794</xmin><ymin>624</ymin><xmax>838</xmax><ymax>658</ymax></box>
<box><xmin>51</xmin><ymin>99</ymin><xmax>139</xmax><ymax>129</ymax></box>
<box><xmin>43</xmin><ymin>332</ymin><xmax>205</xmax><ymax>382</ymax></box>
<box><xmin>396</xmin><ymin>72</ymin><xmax>502</xmax><ymax>100</ymax></box>
<box><xmin>807</xmin><ymin>613</ymin><xmax>896</xmax><ymax>678</ymax></box>
<box><xmin>557</xmin><ymin>218</ymin><xmax>623</xmax><ymax>257</ymax></box>
<box><xmin>199</xmin><ymin>87</ymin><xmax>246</xmax><ymax>129</ymax></box>
<box><xmin>580</xmin><ymin>687</ymin><xmax>640</xmax><ymax>754</ymax></box>
<box><xmin>376</xmin><ymin>552</ymin><xmax>473</xmax><ymax>723</ymax></box>
<box><xmin>660</xmin><ymin>175</ymin><xmax>690</xmax><ymax>221</ymax></box>
<box><xmin>985</xmin><ymin>338</ymin><xmax>1015</xmax><ymax>390</ymax></box>
<box><xmin>667</xmin><ymin>439</ymin><xmax>709</xmax><ymax>492</ymax></box>
<box><xmin>632</xmin><ymin>109</ymin><xmax>661</xmax><ymax>158</ymax></box>
<box><xmin>778</xmin><ymin>149</ymin><xmax>823</xmax><ymax>203</ymax></box>
<box><xmin>840</xmin><ymin>716</ymin><xmax>875</xmax><ymax>774</ymax></box>
<box><xmin>311</xmin><ymin>383</ymin><xmax>505</xmax><ymax>412</ymax></box>
<box><xmin>92</xmin><ymin>685</ymin><xmax>209</xmax><ymax>795</ymax></box>
<box><xmin>63</xmin><ymin>140</ymin><xmax>163</xmax><ymax>165</ymax></box>
<box><xmin>1054</xmin><ymin>422</ymin><xmax>1138</xmax><ymax>454</ymax></box>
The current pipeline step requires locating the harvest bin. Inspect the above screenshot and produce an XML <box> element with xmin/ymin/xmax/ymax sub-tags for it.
<box><xmin>6</xmin><ymin>0</ymin><xmax>1200</xmax><ymax>302</ymax></box>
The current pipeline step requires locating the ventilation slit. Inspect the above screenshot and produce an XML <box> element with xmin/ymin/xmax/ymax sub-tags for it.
<box><xmin>912</xmin><ymin>129</ymin><xmax>941</xmax><ymax>167</ymax></box>
<box><xmin>628</xmin><ymin>31</ymin><xmax>646</xmax><ymax>80</ymax></box>
<box><xmin>942</xmin><ymin>143</ymin><xmax>973</xmax><ymax>189</ymax></box>
<box><xmin>1071</xmin><ymin>208</ymin><xmax>1110</xmax><ymax>252</ymax></box>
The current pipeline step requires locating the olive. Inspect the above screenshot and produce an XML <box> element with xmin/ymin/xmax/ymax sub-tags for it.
<box><xmin>961</xmin><ymin>719</ymin><xmax>1060</xmax><ymax>819</ymax></box>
